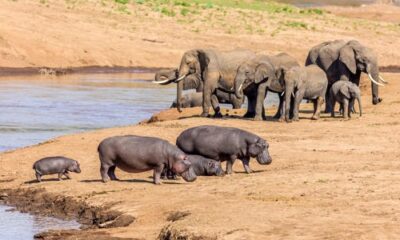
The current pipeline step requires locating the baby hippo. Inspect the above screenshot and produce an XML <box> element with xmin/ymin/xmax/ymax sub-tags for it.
<box><xmin>98</xmin><ymin>135</ymin><xmax>197</xmax><ymax>184</ymax></box>
<box><xmin>162</xmin><ymin>155</ymin><xmax>224</xmax><ymax>179</ymax></box>
<box><xmin>32</xmin><ymin>156</ymin><xmax>81</xmax><ymax>182</ymax></box>
<box><xmin>330</xmin><ymin>80</ymin><xmax>362</xmax><ymax>119</ymax></box>
<box><xmin>176</xmin><ymin>126</ymin><xmax>272</xmax><ymax>174</ymax></box>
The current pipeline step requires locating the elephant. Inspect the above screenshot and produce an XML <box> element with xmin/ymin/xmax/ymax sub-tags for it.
<box><xmin>330</xmin><ymin>80</ymin><xmax>362</xmax><ymax>119</ymax></box>
<box><xmin>155</xmin><ymin>49</ymin><xmax>256</xmax><ymax>117</ymax></box>
<box><xmin>155</xmin><ymin>68</ymin><xmax>244</xmax><ymax>110</ymax></box>
<box><xmin>282</xmin><ymin>65</ymin><xmax>328</xmax><ymax>122</ymax></box>
<box><xmin>170</xmin><ymin>90</ymin><xmax>244</xmax><ymax>109</ymax></box>
<box><xmin>234</xmin><ymin>53</ymin><xmax>300</xmax><ymax>121</ymax></box>
<box><xmin>305</xmin><ymin>40</ymin><xmax>387</xmax><ymax>112</ymax></box>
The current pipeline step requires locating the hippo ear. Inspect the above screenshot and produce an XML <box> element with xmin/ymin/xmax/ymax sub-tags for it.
<box><xmin>207</xmin><ymin>161</ymin><xmax>215</xmax><ymax>168</ymax></box>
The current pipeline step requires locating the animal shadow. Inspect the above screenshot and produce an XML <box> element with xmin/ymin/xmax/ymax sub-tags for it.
<box><xmin>233</xmin><ymin>169</ymin><xmax>268</xmax><ymax>174</ymax></box>
<box><xmin>24</xmin><ymin>178</ymin><xmax>68</xmax><ymax>184</ymax></box>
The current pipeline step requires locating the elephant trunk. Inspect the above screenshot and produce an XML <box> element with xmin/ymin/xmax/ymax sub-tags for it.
<box><xmin>153</xmin><ymin>69</ymin><xmax>177</xmax><ymax>85</ymax></box>
<box><xmin>357</xmin><ymin>95</ymin><xmax>362</xmax><ymax>117</ymax></box>
<box><xmin>367</xmin><ymin>64</ymin><xmax>382</xmax><ymax>105</ymax></box>
<box><xmin>234</xmin><ymin>77</ymin><xmax>244</xmax><ymax>99</ymax></box>
<box><xmin>177</xmin><ymin>79</ymin><xmax>183</xmax><ymax>112</ymax></box>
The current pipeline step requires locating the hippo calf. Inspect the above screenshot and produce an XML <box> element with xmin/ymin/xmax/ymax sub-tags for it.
<box><xmin>176</xmin><ymin>125</ymin><xmax>272</xmax><ymax>174</ymax></box>
<box><xmin>33</xmin><ymin>156</ymin><xmax>81</xmax><ymax>182</ymax></box>
<box><xmin>98</xmin><ymin>135</ymin><xmax>197</xmax><ymax>184</ymax></box>
<box><xmin>162</xmin><ymin>154</ymin><xmax>224</xmax><ymax>179</ymax></box>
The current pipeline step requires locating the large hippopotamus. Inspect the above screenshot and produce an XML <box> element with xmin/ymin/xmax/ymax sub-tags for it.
<box><xmin>98</xmin><ymin>135</ymin><xmax>197</xmax><ymax>184</ymax></box>
<box><xmin>161</xmin><ymin>154</ymin><xmax>224</xmax><ymax>179</ymax></box>
<box><xmin>32</xmin><ymin>156</ymin><xmax>81</xmax><ymax>182</ymax></box>
<box><xmin>176</xmin><ymin>126</ymin><xmax>272</xmax><ymax>174</ymax></box>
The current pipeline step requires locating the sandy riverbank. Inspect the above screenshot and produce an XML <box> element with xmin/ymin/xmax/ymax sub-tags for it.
<box><xmin>0</xmin><ymin>72</ymin><xmax>399</xmax><ymax>239</ymax></box>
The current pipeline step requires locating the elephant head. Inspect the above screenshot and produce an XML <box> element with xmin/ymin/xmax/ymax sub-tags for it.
<box><xmin>234</xmin><ymin>60</ymin><xmax>275</xmax><ymax>99</ymax></box>
<box><xmin>340</xmin><ymin>82</ymin><xmax>362</xmax><ymax>117</ymax></box>
<box><xmin>339</xmin><ymin>40</ymin><xmax>386</xmax><ymax>104</ymax></box>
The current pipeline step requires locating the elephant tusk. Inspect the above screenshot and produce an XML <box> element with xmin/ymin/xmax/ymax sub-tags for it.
<box><xmin>238</xmin><ymin>83</ymin><xmax>243</xmax><ymax>93</ymax></box>
<box><xmin>368</xmin><ymin>73</ymin><xmax>385</xmax><ymax>87</ymax></box>
<box><xmin>175</xmin><ymin>74</ymin><xmax>187</xmax><ymax>82</ymax></box>
<box><xmin>152</xmin><ymin>78</ymin><xmax>172</xmax><ymax>84</ymax></box>
<box><xmin>379</xmin><ymin>75</ymin><xmax>388</xmax><ymax>84</ymax></box>
<box><xmin>281</xmin><ymin>91</ymin><xmax>285</xmax><ymax>97</ymax></box>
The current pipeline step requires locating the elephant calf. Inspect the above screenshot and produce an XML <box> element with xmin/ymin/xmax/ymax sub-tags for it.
<box><xmin>176</xmin><ymin>125</ymin><xmax>272</xmax><ymax>174</ymax></box>
<box><xmin>282</xmin><ymin>65</ymin><xmax>328</xmax><ymax>122</ymax></box>
<box><xmin>330</xmin><ymin>80</ymin><xmax>362</xmax><ymax>119</ymax></box>
<box><xmin>170</xmin><ymin>92</ymin><xmax>203</xmax><ymax>108</ymax></box>
<box><xmin>170</xmin><ymin>91</ymin><xmax>243</xmax><ymax>109</ymax></box>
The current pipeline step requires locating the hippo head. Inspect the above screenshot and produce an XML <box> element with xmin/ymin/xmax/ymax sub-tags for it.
<box><xmin>248</xmin><ymin>138</ymin><xmax>272</xmax><ymax>165</ymax></box>
<box><xmin>205</xmin><ymin>160</ymin><xmax>224</xmax><ymax>176</ymax></box>
<box><xmin>68</xmin><ymin>160</ymin><xmax>81</xmax><ymax>173</ymax></box>
<box><xmin>171</xmin><ymin>154</ymin><xmax>197</xmax><ymax>182</ymax></box>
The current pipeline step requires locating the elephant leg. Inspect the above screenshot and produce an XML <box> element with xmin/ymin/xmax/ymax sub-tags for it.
<box><xmin>293</xmin><ymin>90</ymin><xmax>304</xmax><ymax>121</ymax></box>
<box><xmin>274</xmin><ymin>93</ymin><xmax>284</xmax><ymax>119</ymax></box>
<box><xmin>244</xmin><ymin>94</ymin><xmax>256</xmax><ymax>118</ymax></box>
<box><xmin>211</xmin><ymin>94</ymin><xmax>222</xmax><ymax>118</ymax></box>
<box><xmin>348</xmin><ymin>98</ymin><xmax>355</xmax><ymax>118</ymax></box>
<box><xmin>343</xmin><ymin>99</ymin><xmax>349</xmax><ymax>120</ymax></box>
<box><xmin>254</xmin><ymin>83</ymin><xmax>267</xmax><ymax>121</ymax></box>
<box><xmin>201</xmin><ymin>71</ymin><xmax>219</xmax><ymax>117</ymax></box>
<box><xmin>312</xmin><ymin>97</ymin><xmax>323</xmax><ymax>120</ymax></box>
<box><xmin>325</xmin><ymin>85</ymin><xmax>333</xmax><ymax>113</ymax></box>
<box><xmin>231</xmin><ymin>94</ymin><xmax>243</xmax><ymax>109</ymax></box>
<box><xmin>331</xmin><ymin>99</ymin><xmax>336</xmax><ymax>117</ymax></box>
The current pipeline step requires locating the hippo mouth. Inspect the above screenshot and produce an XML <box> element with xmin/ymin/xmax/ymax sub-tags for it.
<box><xmin>256</xmin><ymin>151</ymin><xmax>272</xmax><ymax>165</ymax></box>
<box><xmin>180</xmin><ymin>167</ymin><xmax>197</xmax><ymax>182</ymax></box>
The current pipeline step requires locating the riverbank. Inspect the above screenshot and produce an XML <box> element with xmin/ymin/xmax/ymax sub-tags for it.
<box><xmin>1</xmin><ymin>72</ymin><xmax>399</xmax><ymax>239</ymax></box>
<box><xmin>1</xmin><ymin>1</ymin><xmax>400</xmax><ymax>70</ymax></box>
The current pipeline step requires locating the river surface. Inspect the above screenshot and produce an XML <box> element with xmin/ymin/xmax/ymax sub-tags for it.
<box><xmin>0</xmin><ymin>205</ymin><xmax>80</xmax><ymax>240</ymax></box>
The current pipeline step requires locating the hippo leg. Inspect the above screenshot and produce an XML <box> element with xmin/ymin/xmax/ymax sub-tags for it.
<box><xmin>153</xmin><ymin>164</ymin><xmax>164</xmax><ymax>185</ymax></box>
<box><xmin>58</xmin><ymin>173</ymin><xmax>63</xmax><ymax>181</ymax></box>
<box><xmin>36</xmin><ymin>173</ymin><xmax>42</xmax><ymax>182</ymax></box>
<box><xmin>226</xmin><ymin>156</ymin><xmax>236</xmax><ymax>174</ymax></box>
<box><xmin>107</xmin><ymin>166</ymin><xmax>118</xmax><ymax>181</ymax></box>
<box><xmin>64</xmin><ymin>172</ymin><xmax>71</xmax><ymax>179</ymax></box>
<box><xmin>241</xmin><ymin>157</ymin><xmax>253</xmax><ymax>174</ymax></box>
<box><xmin>161</xmin><ymin>168</ymin><xmax>167</xmax><ymax>180</ymax></box>
<box><xmin>100</xmin><ymin>164</ymin><xmax>111</xmax><ymax>183</ymax></box>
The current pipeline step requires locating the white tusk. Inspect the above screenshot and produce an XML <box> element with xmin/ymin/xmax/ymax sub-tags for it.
<box><xmin>368</xmin><ymin>73</ymin><xmax>384</xmax><ymax>87</ymax></box>
<box><xmin>238</xmin><ymin>83</ymin><xmax>243</xmax><ymax>93</ymax></box>
<box><xmin>379</xmin><ymin>75</ymin><xmax>388</xmax><ymax>84</ymax></box>
<box><xmin>175</xmin><ymin>74</ymin><xmax>187</xmax><ymax>82</ymax></box>
<box><xmin>152</xmin><ymin>78</ymin><xmax>171</xmax><ymax>84</ymax></box>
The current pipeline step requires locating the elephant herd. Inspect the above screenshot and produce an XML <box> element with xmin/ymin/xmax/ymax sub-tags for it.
<box><xmin>154</xmin><ymin>39</ymin><xmax>388</xmax><ymax>121</ymax></box>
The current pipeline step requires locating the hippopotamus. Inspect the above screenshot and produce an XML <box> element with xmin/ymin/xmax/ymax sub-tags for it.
<box><xmin>161</xmin><ymin>154</ymin><xmax>224</xmax><ymax>179</ymax></box>
<box><xmin>98</xmin><ymin>135</ymin><xmax>197</xmax><ymax>184</ymax></box>
<box><xmin>32</xmin><ymin>156</ymin><xmax>81</xmax><ymax>182</ymax></box>
<box><xmin>176</xmin><ymin>125</ymin><xmax>272</xmax><ymax>174</ymax></box>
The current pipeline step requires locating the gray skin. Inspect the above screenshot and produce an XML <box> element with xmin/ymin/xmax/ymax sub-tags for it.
<box><xmin>330</xmin><ymin>80</ymin><xmax>362</xmax><ymax>119</ymax></box>
<box><xmin>176</xmin><ymin>125</ymin><xmax>272</xmax><ymax>174</ymax></box>
<box><xmin>98</xmin><ymin>135</ymin><xmax>197</xmax><ymax>184</ymax></box>
<box><xmin>32</xmin><ymin>156</ymin><xmax>81</xmax><ymax>182</ymax></box>
<box><xmin>282</xmin><ymin>65</ymin><xmax>328</xmax><ymax>122</ymax></box>
<box><xmin>155</xmin><ymin>68</ymin><xmax>244</xmax><ymax>110</ymax></box>
<box><xmin>161</xmin><ymin>154</ymin><xmax>224</xmax><ymax>179</ymax></box>
<box><xmin>234</xmin><ymin>53</ymin><xmax>300</xmax><ymax>121</ymax></box>
<box><xmin>306</xmin><ymin>40</ymin><xmax>386</xmax><ymax>112</ymax></box>
<box><xmin>167</xmin><ymin>49</ymin><xmax>256</xmax><ymax>117</ymax></box>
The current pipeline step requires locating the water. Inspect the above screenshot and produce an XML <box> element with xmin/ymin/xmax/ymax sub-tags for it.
<box><xmin>0</xmin><ymin>73</ymin><xmax>175</xmax><ymax>152</ymax></box>
<box><xmin>0</xmin><ymin>205</ymin><xmax>80</xmax><ymax>240</ymax></box>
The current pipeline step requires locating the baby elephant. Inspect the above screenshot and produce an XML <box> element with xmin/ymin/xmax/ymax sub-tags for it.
<box><xmin>330</xmin><ymin>80</ymin><xmax>362</xmax><ymax>119</ymax></box>
<box><xmin>170</xmin><ymin>92</ymin><xmax>203</xmax><ymax>108</ymax></box>
<box><xmin>282</xmin><ymin>65</ymin><xmax>328</xmax><ymax>122</ymax></box>
<box><xmin>162</xmin><ymin>154</ymin><xmax>224</xmax><ymax>179</ymax></box>
<box><xmin>32</xmin><ymin>156</ymin><xmax>81</xmax><ymax>182</ymax></box>
<box><xmin>98</xmin><ymin>135</ymin><xmax>197</xmax><ymax>184</ymax></box>
<box><xmin>176</xmin><ymin>125</ymin><xmax>272</xmax><ymax>174</ymax></box>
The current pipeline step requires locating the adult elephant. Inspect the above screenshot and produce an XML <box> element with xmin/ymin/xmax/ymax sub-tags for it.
<box><xmin>234</xmin><ymin>53</ymin><xmax>300</xmax><ymax>121</ymax></box>
<box><xmin>305</xmin><ymin>40</ymin><xmax>387</xmax><ymax>112</ymax></box>
<box><xmin>158</xmin><ymin>49</ymin><xmax>256</xmax><ymax>117</ymax></box>
<box><xmin>155</xmin><ymin>68</ymin><xmax>244</xmax><ymax>110</ymax></box>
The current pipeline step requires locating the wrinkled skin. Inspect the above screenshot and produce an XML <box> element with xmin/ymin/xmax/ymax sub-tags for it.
<box><xmin>173</xmin><ymin>49</ymin><xmax>255</xmax><ymax>117</ymax></box>
<box><xmin>306</xmin><ymin>40</ymin><xmax>385</xmax><ymax>112</ymax></box>
<box><xmin>282</xmin><ymin>65</ymin><xmax>328</xmax><ymax>122</ymax></box>
<box><xmin>98</xmin><ymin>135</ymin><xmax>197</xmax><ymax>184</ymax></box>
<box><xmin>330</xmin><ymin>80</ymin><xmax>362</xmax><ymax>119</ymax></box>
<box><xmin>161</xmin><ymin>154</ymin><xmax>224</xmax><ymax>179</ymax></box>
<box><xmin>176</xmin><ymin>125</ymin><xmax>272</xmax><ymax>174</ymax></box>
<box><xmin>234</xmin><ymin>53</ymin><xmax>300</xmax><ymax>121</ymax></box>
<box><xmin>32</xmin><ymin>156</ymin><xmax>81</xmax><ymax>182</ymax></box>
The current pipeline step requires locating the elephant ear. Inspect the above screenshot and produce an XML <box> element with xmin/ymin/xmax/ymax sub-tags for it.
<box><xmin>339</xmin><ymin>45</ymin><xmax>357</xmax><ymax>75</ymax></box>
<box><xmin>195</xmin><ymin>50</ymin><xmax>210</xmax><ymax>75</ymax></box>
<box><xmin>339</xmin><ymin>84</ymin><xmax>350</xmax><ymax>99</ymax></box>
<box><xmin>255</xmin><ymin>63</ymin><xmax>271</xmax><ymax>84</ymax></box>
